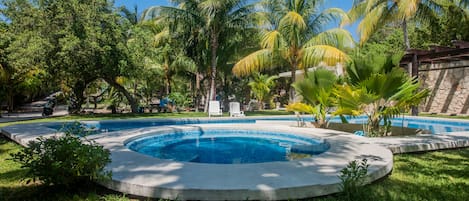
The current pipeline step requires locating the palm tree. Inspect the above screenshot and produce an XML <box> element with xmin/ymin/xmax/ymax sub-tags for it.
<box><xmin>348</xmin><ymin>0</ymin><xmax>446</xmax><ymax>49</ymax></box>
<box><xmin>334</xmin><ymin>53</ymin><xmax>429</xmax><ymax>136</ymax></box>
<box><xmin>248</xmin><ymin>73</ymin><xmax>278</xmax><ymax>110</ymax></box>
<box><xmin>287</xmin><ymin>69</ymin><xmax>338</xmax><ymax>128</ymax></box>
<box><xmin>233</xmin><ymin>0</ymin><xmax>353</xmax><ymax>100</ymax></box>
<box><xmin>143</xmin><ymin>20</ymin><xmax>197</xmax><ymax>95</ymax></box>
<box><xmin>143</xmin><ymin>0</ymin><xmax>254</xmax><ymax>102</ymax></box>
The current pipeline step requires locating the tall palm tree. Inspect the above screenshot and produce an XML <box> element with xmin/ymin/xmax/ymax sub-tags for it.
<box><xmin>143</xmin><ymin>0</ymin><xmax>254</xmax><ymax>102</ymax></box>
<box><xmin>348</xmin><ymin>0</ymin><xmax>446</xmax><ymax>49</ymax></box>
<box><xmin>232</xmin><ymin>0</ymin><xmax>353</xmax><ymax>100</ymax></box>
<box><xmin>142</xmin><ymin>20</ymin><xmax>197</xmax><ymax>95</ymax></box>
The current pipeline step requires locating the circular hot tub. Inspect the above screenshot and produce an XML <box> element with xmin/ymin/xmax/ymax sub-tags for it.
<box><xmin>92</xmin><ymin>124</ymin><xmax>393</xmax><ymax>201</ymax></box>
<box><xmin>126</xmin><ymin>130</ymin><xmax>330</xmax><ymax>164</ymax></box>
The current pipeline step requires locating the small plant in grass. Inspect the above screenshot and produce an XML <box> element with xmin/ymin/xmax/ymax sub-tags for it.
<box><xmin>338</xmin><ymin>159</ymin><xmax>369</xmax><ymax>201</ymax></box>
<box><xmin>10</xmin><ymin>125</ymin><xmax>112</xmax><ymax>187</ymax></box>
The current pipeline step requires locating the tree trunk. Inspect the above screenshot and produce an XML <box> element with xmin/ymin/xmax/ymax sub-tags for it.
<box><xmin>411</xmin><ymin>52</ymin><xmax>419</xmax><ymax>116</ymax></box>
<box><xmin>164</xmin><ymin>62</ymin><xmax>171</xmax><ymax>95</ymax></box>
<box><xmin>93</xmin><ymin>97</ymin><xmax>98</xmax><ymax>109</ymax></box>
<box><xmin>68</xmin><ymin>83</ymin><xmax>87</xmax><ymax>114</ymax></box>
<box><xmin>204</xmin><ymin>86</ymin><xmax>210</xmax><ymax>112</ymax></box>
<box><xmin>402</xmin><ymin>19</ymin><xmax>411</xmax><ymax>50</ymax></box>
<box><xmin>209</xmin><ymin>31</ymin><xmax>218</xmax><ymax>101</ymax></box>
<box><xmin>133</xmin><ymin>81</ymin><xmax>138</xmax><ymax>100</ymax></box>
<box><xmin>7</xmin><ymin>86</ymin><xmax>14</xmax><ymax>112</ymax></box>
<box><xmin>105</xmin><ymin>78</ymin><xmax>138</xmax><ymax>113</ymax></box>
<box><xmin>289</xmin><ymin>63</ymin><xmax>297</xmax><ymax>102</ymax></box>
<box><xmin>194</xmin><ymin>72</ymin><xmax>201</xmax><ymax>112</ymax></box>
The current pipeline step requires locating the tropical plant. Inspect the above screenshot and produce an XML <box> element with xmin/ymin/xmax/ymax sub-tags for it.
<box><xmin>347</xmin><ymin>0</ymin><xmax>446</xmax><ymax>49</ymax></box>
<box><xmin>143</xmin><ymin>0</ymin><xmax>255</xmax><ymax>102</ymax></box>
<box><xmin>10</xmin><ymin>123</ymin><xmax>111</xmax><ymax>187</ymax></box>
<box><xmin>248</xmin><ymin>73</ymin><xmax>278</xmax><ymax>110</ymax></box>
<box><xmin>0</xmin><ymin>3</ymin><xmax>51</xmax><ymax>112</ymax></box>
<box><xmin>169</xmin><ymin>91</ymin><xmax>193</xmax><ymax>112</ymax></box>
<box><xmin>233</xmin><ymin>0</ymin><xmax>353</xmax><ymax>99</ymax></box>
<box><xmin>410</xmin><ymin>0</ymin><xmax>469</xmax><ymax>48</ymax></box>
<box><xmin>339</xmin><ymin>159</ymin><xmax>369</xmax><ymax>201</ymax></box>
<box><xmin>334</xmin><ymin>54</ymin><xmax>429</xmax><ymax>136</ymax></box>
<box><xmin>1</xmin><ymin>0</ymin><xmax>146</xmax><ymax>113</ymax></box>
<box><xmin>287</xmin><ymin>69</ymin><xmax>338</xmax><ymax>128</ymax></box>
<box><xmin>139</xmin><ymin>19</ymin><xmax>198</xmax><ymax>96</ymax></box>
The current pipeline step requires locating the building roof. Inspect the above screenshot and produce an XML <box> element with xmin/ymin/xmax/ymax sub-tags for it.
<box><xmin>400</xmin><ymin>41</ymin><xmax>469</xmax><ymax>65</ymax></box>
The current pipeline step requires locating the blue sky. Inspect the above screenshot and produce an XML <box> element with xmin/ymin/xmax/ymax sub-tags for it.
<box><xmin>114</xmin><ymin>0</ymin><xmax>358</xmax><ymax>38</ymax></box>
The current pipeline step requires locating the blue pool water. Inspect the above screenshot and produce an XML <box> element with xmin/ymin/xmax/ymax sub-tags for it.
<box><xmin>329</xmin><ymin>116</ymin><xmax>469</xmax><ymax>134</ymax></box>
<box><xmin>48</xmin><ymin>118</ymin><xmax>256</xmax><ymax>133</ymax></box>
<box><xmin>270</xmin><ymin>116</ymin><xmax>469</xmax><ymax>134</ymax></box>
<box><xmin>48</xmin><ymin>116</ymin><xmax>469</xmax><ymax>135</ymax></box>
<box><xmin>126</xmin><ymin>130</ymin><xmax>330</xmax><ymax>164</ymax></box>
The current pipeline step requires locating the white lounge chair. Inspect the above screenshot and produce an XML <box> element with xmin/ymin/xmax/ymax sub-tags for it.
<box><xmin>229</xmin><ymin>102</ymin><xmax>245</xmax><ymax>117</ymax></box>
<box><xmin>208</xmin><ymin>101</ymin><xmax>223</xmax><ymax>117</ymax></box>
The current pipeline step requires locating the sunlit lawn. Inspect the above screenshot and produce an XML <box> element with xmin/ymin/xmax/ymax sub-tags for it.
<box><xmin>1</xmin><ymin>133</ymin><xmax>468</xmax><ymax>201</ymax></box>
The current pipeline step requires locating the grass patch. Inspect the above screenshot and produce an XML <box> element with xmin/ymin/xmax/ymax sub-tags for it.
<box><xmin>0</xmin><ymin>135</ymin><xmax>140</xmax><ymax>201</ymax></box>
<box><xmin>318</xmin><ymin>149</ymin><xmax>469</xmax><ymax>201</ymax></box>
<box><xmin>419</xmin><ymin>114</ymin><xmax>469</xmax><ymax>120</ymax></box>
<box><xmin>1</xmin><ymin>134</ymin><xmax>468</xmax><ymax>200</ymax></box>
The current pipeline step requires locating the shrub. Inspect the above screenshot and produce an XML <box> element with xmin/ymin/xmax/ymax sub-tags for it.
<box><xmin>338</xmin><ymin>159</ymin><xmax>369</xmax><ymax>201</ymax></box>
<box><xmin>10</xmin><ymin>126</ymin><xmax>111</xmax><ymax>186</ymax></box>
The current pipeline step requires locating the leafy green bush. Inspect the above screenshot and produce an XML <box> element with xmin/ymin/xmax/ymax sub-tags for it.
<box><xmin>339</xmin><ymin>159</ymin><xmax>369</xmax><ymax>201</ymax></box>
<box><xmin>10</xmin><ymin>127</ymin><xmax>111</xmax><ymax>186</ymax></box>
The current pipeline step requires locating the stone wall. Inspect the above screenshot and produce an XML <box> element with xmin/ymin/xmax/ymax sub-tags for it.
<box><xmin>419</xmin><ymin>60</ymin><xmax>469</xmax><ymax>114</ymax></box>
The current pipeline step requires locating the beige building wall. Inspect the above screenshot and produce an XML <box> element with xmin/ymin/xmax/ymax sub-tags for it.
<box><xmin>419</xmin><ymin>61</ymin><xmax>469</xmax><ymax>115</ymax></box>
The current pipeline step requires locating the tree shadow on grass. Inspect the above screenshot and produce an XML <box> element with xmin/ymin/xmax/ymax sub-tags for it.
<box><xmin>395</xmin><ymin>150</ymin><xmax>469</xmax><ymax>180</ymax></box>
<box><xmin>0</xmin><ymin>180</ymin><xmax>131</xmax><ymax>201</ymax></box>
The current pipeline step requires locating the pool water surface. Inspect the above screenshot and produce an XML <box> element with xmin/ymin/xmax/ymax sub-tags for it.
<box><xmin>126</xmin><ymin>130</ymin><xmax>330</xmax><ymax>164</ymax></box>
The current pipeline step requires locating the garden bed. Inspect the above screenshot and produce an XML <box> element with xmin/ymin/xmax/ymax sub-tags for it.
<box><xmin>327</xmin><ymin>122</ymin><xmax>432</xmax><ymax>136</ymax></box>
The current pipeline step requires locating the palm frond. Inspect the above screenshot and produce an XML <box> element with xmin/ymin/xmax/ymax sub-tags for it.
<box><xmin>346</xmin><ymin>1</ymin><xmax>366</xmax><ymax>24</ymax></box>
<box><xmin>292</xmin><ymin>69</ymin><xmax>337</xmax><ymax>105</ymax></box>
<box><xmin>141</xmin><ymin>6</ymin><xmax>162</xmax><ymax>21</ymax></box>
<box><xmin>357</xmin><ymin>2</ymin><xmax>387</xmax><ymax>44</ymax></box>
<box><xmin>301</xmin><ymin>45</ymin><xmax>349</xmax><ymax>68</ymax></box>
<box><xmin>232</xmin><ymin>49</ymin><xmax>275</xmax><ymax>76</ymax></box>
<box><xmin>152</xmin><ymin>28</ymin><xmax>170</xmax><ymax>47</ymax></box>
<box><xmin>199</xmin><ymin>0</ymin><xmax>224</xmax><ymax>18</ymax></box>
<box><xmin>311</xmin><ymin>7</ymin><xmax>351</xmax><ymax>29</ymax></box>
<box><xmin>304</xmin><ymin>28</ymin><xmax>355</xmax><ymax>49</ymax></box>
<box><xmin>279</xmin><ymin>11</ymin><xmax>307</xmax><ymax>31</ymax></box>
<box><xmin>171</xmin><ymin>55</ymin><xmax>198</xmax><ymax>74</ymax></box>
<box><xmin>397</xmin><ymin>0</ymin><xmax>419</xmax><ymax>20</ymax></box>
<box><xmin>286</xmin><ymin>102</ymin><xmax>316</xmax><ymax>114</ymax></box>
<box><xmin>260</xmin><ymin>30</ymin><xmax>285</xmax><ymax>49</ymax></box>
<box><xmin>333</xmin><ymin>85</ymin><xmax>366</xmax><ymax>116</ymax></box>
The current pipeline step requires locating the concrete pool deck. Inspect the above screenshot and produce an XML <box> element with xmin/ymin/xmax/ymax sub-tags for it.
<box><xmin>1</xmin><ymin>118</ymin><xmax>469</xmax><ymax>200</ymax></box>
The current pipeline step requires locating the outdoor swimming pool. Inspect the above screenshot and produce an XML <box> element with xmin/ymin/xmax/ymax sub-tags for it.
<box><xmin>126</xmin><ymin>129</ymin><xmax>330</xmax><ymax>164</ymax></box>
<box><xmin>49</xmin><ymin>116</ymin><xmax>469</xmax><ymax>135</ymax></box>
<box><xmin>257</xmin><ymin>116</ymin><xmax>469</xmax><ymax>134</ymax></box>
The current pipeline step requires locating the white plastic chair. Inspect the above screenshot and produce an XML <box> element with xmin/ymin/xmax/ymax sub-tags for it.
<box><xmin>229</xmin><ymin>102</ymin><xmax>245</xmax><ymax>117</ymax></box>
<box><xmin>208</xmin><ymin>101</ymin><xmax>223</xmax><ymax>117</ymax></box>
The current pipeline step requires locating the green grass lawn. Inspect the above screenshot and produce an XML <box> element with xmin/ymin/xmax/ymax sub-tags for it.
<box><xmin>1</xmin><ymin>134</ymin><xmax>468</xmax><ymax>201</ymax></box>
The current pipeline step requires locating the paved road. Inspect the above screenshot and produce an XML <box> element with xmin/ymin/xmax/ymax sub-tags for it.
<box><xmin>0</xmin><ymin>106</ymin><xmax>68</xmax><ymax>123</ymax></box>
